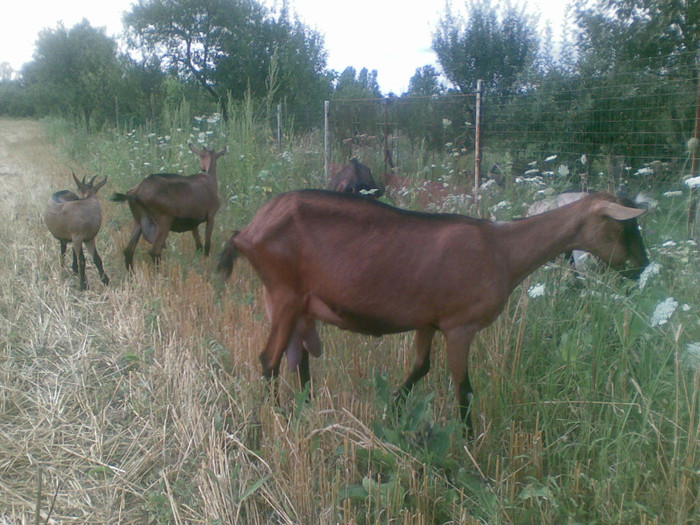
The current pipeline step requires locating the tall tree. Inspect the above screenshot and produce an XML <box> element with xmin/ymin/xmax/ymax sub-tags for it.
<box><xmin>574</xmin><ymin>0</ymin><xmax>700</xmax><ymax>72</ymax></box>
<box><xmin>407</xmin><ymin>65</ymin><xmax>444</xmax><ymax>96</ymax></box>
<box><xmin>23</xmin><ymin>20</ymin><xmax>121</xmax><ymax>131</ymax></box>
<box><xmin>124</xmin><ymin>0</ymin><xmax>330</xmax><ymax>118</ymax></box>
<box><xmin>432</xmin><ymin>0</ymin><xmax>540</xmax><ymax>95</ymax></box>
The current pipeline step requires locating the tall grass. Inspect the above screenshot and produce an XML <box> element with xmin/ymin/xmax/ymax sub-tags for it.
<box><xmin>0</xmin><ymin>111</ymin><xmax>698</xmax><ymax>524</ymax></box>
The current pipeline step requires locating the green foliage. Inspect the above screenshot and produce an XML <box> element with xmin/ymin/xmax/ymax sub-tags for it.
<box><xmin>23</xmin><ymin>20</ymin><xmax>122</xmax><ymax>132</ymax></box>
<box><xmin>433</xmin><ymin>0</ymin><xmax>540</xmax><ymax>95</ymax></box>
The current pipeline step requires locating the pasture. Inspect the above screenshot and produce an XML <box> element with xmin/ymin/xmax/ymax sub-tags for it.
<box><xmin>0</xmin><ymin>115</ymin><xmax>698</xmax><ymax>524</ymax></box>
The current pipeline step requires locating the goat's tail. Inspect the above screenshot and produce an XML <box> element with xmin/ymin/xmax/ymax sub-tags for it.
<box><xmin>217</xmin><ymin>231</ymin><xmax>240</xmax><ymax>280</ymax></box>
<box><xmin>110</xmin><ymin>192</ymin><xmax>131</xmax><ymax>203</ymax></box>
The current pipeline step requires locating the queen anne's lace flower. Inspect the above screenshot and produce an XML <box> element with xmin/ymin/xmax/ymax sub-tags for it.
<box><xmin>650</xmin><ymin>297</ymin><xmax>678</xmax><ymax>327</ymax></box>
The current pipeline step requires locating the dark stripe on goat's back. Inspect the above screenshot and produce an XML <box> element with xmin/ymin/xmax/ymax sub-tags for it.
<box><xmin>52</xmin><ymin>190</ymin><xmax>80</xmax><ymax>203</ymax></box>
<box><xmin>292</xmin><ymin>189</ymin><xmax>486</xmax><ymax>225</ymax></box>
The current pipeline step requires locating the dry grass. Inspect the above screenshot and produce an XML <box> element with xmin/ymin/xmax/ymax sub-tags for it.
<box><xmin>0</xmin><ymin>119</ymin><xmax>697</xmax><ymax>524</ymax></box>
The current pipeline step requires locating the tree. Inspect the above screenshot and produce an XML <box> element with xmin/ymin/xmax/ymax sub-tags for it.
<box><xmin>23</xmin><ymin>20</ymin><xmax>121</xmax><ymax>132</ymax></box>
<box><xmin>573</xmin><ymin>0</ymin><xmax>700</xmax><ymax>72</ymax></box>
<box><xmin>407</xmin><ymin>65</ymin><xmax>444</xmax><ymax>96</ymax></box>
<box><xmin>432</xmin><ymin>0</ymin><xmax>540</xmax><ymax>95</ymax></box>
<box><xmin>333</xmin><ymin>67</ymin><xmax>382</xmax><ymax>99</ymax></box>
<box><xmin>124</xmin><ymin>0</ymin><xmax>331</xmax><ymax>120</ymax></box>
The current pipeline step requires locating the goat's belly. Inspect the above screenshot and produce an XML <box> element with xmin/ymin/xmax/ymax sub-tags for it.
<box><xmin>307</xmin><ymin>295</ymin><xmax>411</xmax><ymax>336</ymax></box>
<box><xmin>171</xmin><ymin>217</ymin><xmax>204</xmax><ymax>232</ymax></box>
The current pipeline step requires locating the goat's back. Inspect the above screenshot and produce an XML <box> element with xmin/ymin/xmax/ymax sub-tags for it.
<box><xmin>44</xmin><ymin>193</ymin><xmax>103</xmax><ymax>242</ymax></box>
<box><xmin>126</xmin><ymin>172</ymin><xmax>219</xmax><ymax>216</ymax></box>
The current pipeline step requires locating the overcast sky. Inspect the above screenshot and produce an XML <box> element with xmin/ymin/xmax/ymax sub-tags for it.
<box><xmin>1</xmin><ymin>0</ymin><xmax>571</xmax><ymax>94</ymax></box>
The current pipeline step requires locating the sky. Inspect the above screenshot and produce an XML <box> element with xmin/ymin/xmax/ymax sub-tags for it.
<box><xmin>0</xmin><ymin>0</ymin><xmax>571</xmax><ymax>94</ymax></box>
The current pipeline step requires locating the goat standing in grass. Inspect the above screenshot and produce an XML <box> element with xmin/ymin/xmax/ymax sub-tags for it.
<box><xmin>218</xmin><ymin>190</ymin><xmax>648</xmax><ymax>437</ymax></box>
<box><xmin>44</xmin><ymin>173</ymin><xmax>109</xmax><ymax>290</ymax></box>
<box><xmin>112</xmin><ymin>144</ymin><xmax>227</xmax><ymax>270</ymax></box>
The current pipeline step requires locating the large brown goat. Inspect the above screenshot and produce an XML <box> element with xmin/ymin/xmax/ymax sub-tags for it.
<box><xmin>328</xmin><ymin>158</ymin><xmax>383</xmax><ymax>197</ymax></box>
<box><xmin>218</xmin><ymin>190</ymin><xmax>647</xmax><ymax>436</ymax></box>
<box><xmin>44</xmin><ymin>173</ymin><xmax>109</xmax><ymax>290</ymax></box>
<box><xmin>112</xmin><ymin>144</ymin><xmax>227</xmax><ymax>270</ymax></box>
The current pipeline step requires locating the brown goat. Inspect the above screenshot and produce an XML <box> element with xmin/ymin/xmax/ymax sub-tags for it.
<box><xmin>218</xmin><ymin>190</ymin><xmax>647</xmax><ymax>436</ymax></box>
<box><xmin>44</xmin><ymin>173</ymin><xmax>109</xmax><ymax>290</ymax></box>
<box><xmin>111</xmin><ymin>144</ymin><xmax>227</xmax><ymax>270</ymax></box>
<box><xmin>328</xmin><ymin>159</ymin><xmax>383</xmax><ymax>197</ymax></box>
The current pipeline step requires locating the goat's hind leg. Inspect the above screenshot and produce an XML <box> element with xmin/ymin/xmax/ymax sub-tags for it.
<box><xmin>191</xmin><ymin>227</ymin><xmax>203</xmax><ymax>252</ymax></box>
<box><xmin>72</xmin><ymin>239</ymin><xmax>88</xmax><ymax>290</ymax></box>
<box><xmin>124</xmin><ymin>223</ymin><xmax>142</xmax><ymax>271</ymax></box>
<box><xmin>86</xmin><ymin>239</ymin><xmax>109</xmax><ymax>286</ymax></box>
<box><xmin>260</xmin><ymin>294</ymin><xmax>303</xmax><ymax>403</ymax></box>
<box><xmin>444</xmin><ymin>325</ymin><xmax>478</xmax><ymax>440</ymax></box>
<box><xmin>393</xmin><ymin>327</ymin><xmax>435</xmax><ymax>412</ymax></box>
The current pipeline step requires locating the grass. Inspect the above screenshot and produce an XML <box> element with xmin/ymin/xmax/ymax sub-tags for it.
<box><xmin>0</xmin><ymin>112</ymin><xmax>698</xmax><ymax>524</ymax></box>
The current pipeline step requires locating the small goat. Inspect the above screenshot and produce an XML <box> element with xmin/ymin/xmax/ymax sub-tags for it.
<box><xmin>218</xmin><ymin>190</ymin><xmax>647</xmax><ymax>436</ymax></box>
<box><xmin>44</xmin><ymin>173</ymin><xmax>109</xmax><ymax>290</ymax></box>
<box><xmin>328</xmin><ymin>159</ymin><xmax>383</xmax><ymax>197</ymax></box>
<box><xmin>112</xmin><ymin>144</ymin><xmax>227</xmax><ymax>270</ymax></box>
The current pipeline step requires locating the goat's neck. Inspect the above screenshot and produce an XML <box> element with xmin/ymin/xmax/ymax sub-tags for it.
<box><xmin>496</xmin><ymin>202</ymin><xmax>586</xmax><ymax>289</ymax></box>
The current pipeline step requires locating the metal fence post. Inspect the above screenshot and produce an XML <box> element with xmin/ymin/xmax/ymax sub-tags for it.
<box><xmin>324</xmin><ymin>100</ymin><xmax>330</xmax><ymax>181</ymax></box>
<box><xmin>474</xmin><ymin>79</ymin><xmax>483</xmax><ymax>207</ymax></box>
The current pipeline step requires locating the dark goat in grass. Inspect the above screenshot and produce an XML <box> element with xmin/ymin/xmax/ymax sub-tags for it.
<box><xmin>112</xmin><ymin>144</ymin><xmax>227</xmax><ymax>270</ymax></box>
<box><xmin>218</xmin><ymin>190</ymin><xmax>648</xmax><ymax>437</ymax></box>
<box><xmin>328</xmin><ymin>158</ymin><xmax>383</xmax><ymax>197</ymax></box>
<box><xmin>44</xmin><ymin>173</ymin><xmax>109</xmax><ymax>290</ymax></box>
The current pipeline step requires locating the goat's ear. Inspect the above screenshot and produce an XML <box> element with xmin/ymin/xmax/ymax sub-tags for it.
<box><xmin>600</xmin><ymin>201</ymin><xmax>646</xmax><ymax>221</ymax></box>
<box><xmin>189</xmin><ymin>143</ymin><xmax>202</xmax><ymax>155</ymax></box>
<box><xmin>216</xmin><ymin>146</ymin><xmax>227</xmax><ymax>157</ymax></box>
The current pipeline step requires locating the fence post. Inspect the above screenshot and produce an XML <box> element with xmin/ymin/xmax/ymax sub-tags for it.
<box><xmin>276</xmin><ymin>103</ymin><xmax>282</xmax><ymax>148</ymax></box>
<box><xmin>324</xmin><ymin>100</ymin><xmax>331</xmax><ymax>181</ymax></box>
<box><xmin>473</xmin><ymin>79</ymin><xmax>483</xmax><ymax>207</ymax></box>
<box><xmin>688</xmin><ymin>71</ymin><xmax>700</xmax><ymax>239</ymax></box>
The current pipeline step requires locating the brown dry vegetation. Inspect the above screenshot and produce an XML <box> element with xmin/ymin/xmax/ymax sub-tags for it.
<box><xmin>0</xmin><ymin>120</ymin><xmax>697</xmax><ymax>524</ymax></box>
<box><xmin>0</xmin><ymin>120</ymin><xmax>466</xmax><ymax>523</ymax></box>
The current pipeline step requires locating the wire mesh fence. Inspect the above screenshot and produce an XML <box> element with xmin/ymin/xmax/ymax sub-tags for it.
<box><xmin>322</xmin><ymin>56</ymin><xmax>699</xmax><ymax>198</ymax></box>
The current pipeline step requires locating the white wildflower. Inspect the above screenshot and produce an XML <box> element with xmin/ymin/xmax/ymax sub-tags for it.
<box><xmin>663</xmin><ymin>190</ymin><xmax>683</xmax><ymax>197</ymax></box>
<box><xmin>662</xmin><ymin>240</ymin><xmax>677</xmax><ymax>248</ymax></box>
<box><xmin>684</xmin><ymin>343</ymin><xmax>700</xmax><ymax>371</ymax></box>
<box><xmin>684</xmin><ymin>176</ymin><xmax>700</xmax><ymax>188</ymax></box>
<box><xmin>207</xmin><ymin>113</ymin><xmax>221</xmax><ymax>124</ymax></box>
<box><xmin>442</xmin><ymin>119</ymin><xmax>452</xmax><ymax>128</ymax></box>
<box><xmin>634</xmin><ymin>167</ymin><xmax>654</xmax><ymax>176</ymax></box>
<box><xmin>638</xmin><ymin>261</ymin><xmax>661</xmax><ymax>290</ymax></box>
<box><xmin>524</xmin><ymin>168</ymin><xmax>539</xmax><ymax>175</ymax></box>
<box><xmin>557</xmin><ymin>165</ymin><xmax>569</xmax><ymax>177</ymax></box>
<box><xmin>545</xmin><ymin>155</ymin><xmax>558</xmax><ymax>162</ymax></box>
<box><xmin>491</xmin><ymin>200</ymin><xmax>512</xmax><ymax>212</ymax></box>
<box><xmin>650</xmin><ymin>297</ymin><xmax>678</xmax><ymax>327</ymax></box>
<box><xmin>527</xmin><ymin>283</ymin><xmax>546</xmax><ymax>299</ymax></box>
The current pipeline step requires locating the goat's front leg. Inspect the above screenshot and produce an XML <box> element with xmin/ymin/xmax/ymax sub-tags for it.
<box><xmin>203</xmin><ymin>216</ymin><xmax>215</xmax><ymax>256</ymax></box>
<box><xmin>444</xmin><ymin>325</ymin><xmax>478</xmax><ymax>439</ymax></box>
